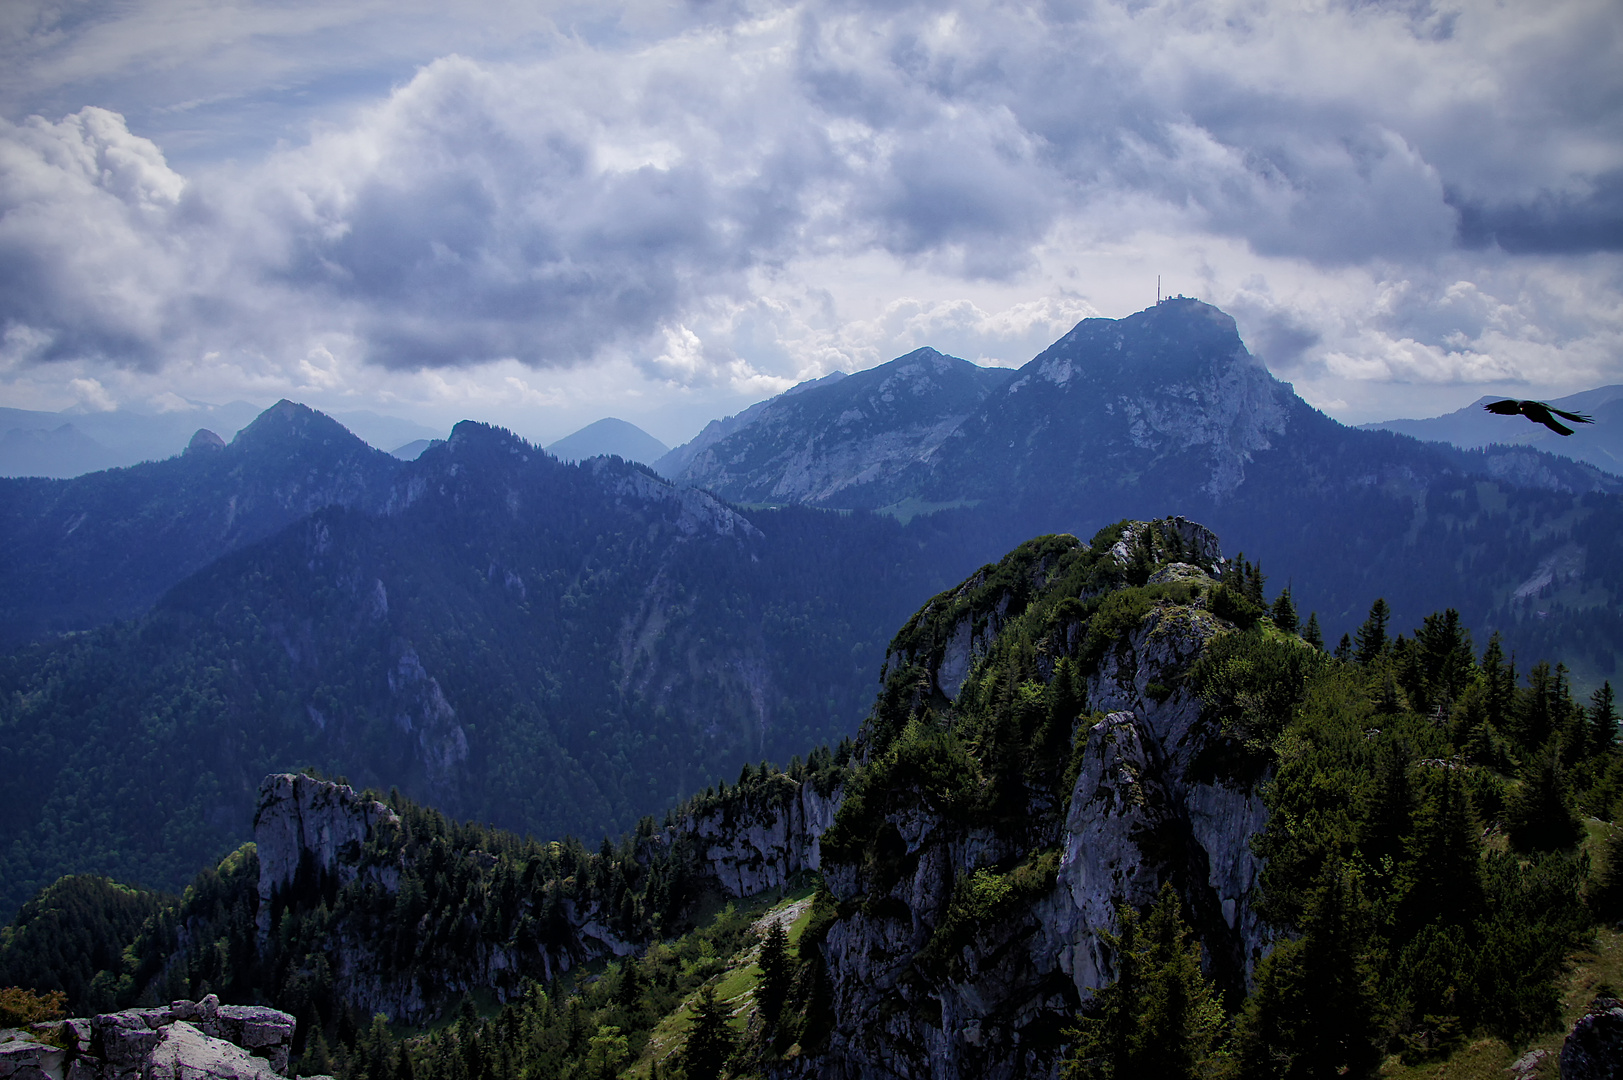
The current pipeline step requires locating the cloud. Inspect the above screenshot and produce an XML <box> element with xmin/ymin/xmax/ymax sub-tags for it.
<box><xmin>1453</xmin><ymin>171</ymin><xmax>1623</xmax><ymax>254</ymax></box>
<box><xmin>0</xmin><ymin>0</ymin><xmax>1620</xmax><ymax>426</ymax></box>
<box><xmin>0</xmin><ymin>107</ymin><xmax>191</xmax><ymax>369</ymax></box>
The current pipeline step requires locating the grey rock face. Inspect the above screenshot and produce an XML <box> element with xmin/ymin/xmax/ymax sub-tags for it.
<box><xmin>0</xmin><ymin>1031</ymin><xmax>67</xmax><ymax>1080</ymax></box>
<box><xmin>249</xmin><ymin>768</ymin><xmax>844</xmax><ymax>1024</ymax></box>
<box><xmin>1563</xmin><ymin>998</ymin><xmax>1623</xmax><ymax>1078</ymax></box>
<box><xmin>253</xmin><ymin>773</ymin><xmax>402</xmax><ymax>944</ymax></box>
<box><xmin>682</xmin><ymin>774</ymin><xmax>844</xmax><ymax>897</ymax></box>
<box><xmin>0</xmin><ymin>999</ymin><xmax>294</xmax><ymax>1080</ymax></box>
<box><xmin>804</xmin><ymin>521</ymin><xmax>1273</xmax><ymax>1080</ymax></box>
<box><xmin>145</xmin><ymin>1022</ymin><xmax>283</xmax><ymax>1080</ymax></box>
<box><xmin>659</xmin><ymin>348</ymin><xmax>1010</xmax><ymax>509</ymax></box>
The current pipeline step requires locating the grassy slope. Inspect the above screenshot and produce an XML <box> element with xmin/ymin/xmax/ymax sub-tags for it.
<box><xmin>630</xmin><ymin>885</ymin><xmax>818</xmax><ymax>1078</ymax></box>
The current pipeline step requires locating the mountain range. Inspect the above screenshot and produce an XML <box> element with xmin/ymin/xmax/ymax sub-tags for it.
<box><xmin>546</xmin><ymin>417</ymin><xmax>670</xmax><ymax>466</ymax></box>
<box><xmin>0</xmin><ymin>514</ymin><xmax>1606</xmax><ymax>1079</ymax></box>
<box><xmin>0</xmin><ymin>407</ymin><xmax>977</xmax><ymax>915</ymax></box>
<box><xmin>7</xmin><ymin>297</ymin><xmax>1623</xmax><ymax>917</ymax></box>
<box><xmin>0</xmin><ymin>401</ymin><xmax>441</xmax><ymax>479</ymax></box>
<box><xmin>659</xmin><ymin>298</ymin><xmax>1623</xmax><ymax>684</ymax></box>
<box><xmin>1363</xmin><ymin>384</ymin><xmax>1623</xmax><ymax>476</ymax></box>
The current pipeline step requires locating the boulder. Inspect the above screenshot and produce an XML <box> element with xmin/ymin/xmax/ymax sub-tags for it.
<box><xmin>146</xmin><ymin>1022</ymin><xmax>282</xmax><ymax>1080</ymax></box>
<box><xmin>0</xmin><ymin>1000</ymin><xmax>301</xmax><ymax>1080</ymax></box>
<box><xmin>0</xmin><ymin>1032</ymin><xmax>67</xmax><ymax>1080</ymax></box>
<box><xmin>1562</xmin><ymin>998</ymin><xmax>1623</xmax><ymax>1078</ymax></box>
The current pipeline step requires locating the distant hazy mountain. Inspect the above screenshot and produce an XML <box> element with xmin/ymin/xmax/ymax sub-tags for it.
<box><xmin>0</xmin><ymin>401</ymin><xmax>401</xmax><ymax>645</ymax></box>
<box><xmin>0</xmin><ymin>401</ymin><xmax>265</xmax><ymax>478</ymax></box>
<box><xmin>653</xmin><ymin>370</ymin><xmax>848</xmax><ymax>479</ymax></box>
<box><xmin>0</xmin><ymin>422</ymin><xmax>116</xmax><ymax>478</ymax></box>
<box><xmin>546</xmin><ymin>417</ymin><xmax>669</xmax><ymax>465</ymax></box>
<box><xmin>389</xmin><ymin>438</ymin><xmax>440</xmax><ymax>460</ymax></box>
<box><xmin>656</xmin><ymin>348</ymin><xmax>1012</xmax><ymax>509</ymax></box>
<box><xmin>325</xmin><ymin>410</ymin><xmax>443</xmax><ymax>453</ymax></box>
<box><xmin>0</xmin><ymin>402</ymin><xmax>441</xmax><ymax>479</ymax></box>
<box><xmin>1361</xmin><ymin>385</ymin><xmax>1623</xmax><ymax>476</ymax></box>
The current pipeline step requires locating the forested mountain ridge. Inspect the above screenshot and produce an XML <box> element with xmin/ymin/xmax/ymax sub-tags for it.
<box><xmin>0</xmin><ymin>401</ymin><xmax>401</xmax><ymax>647</ymax></box>
<box><xmin>4</xmin><ymin>516</ymin><xmax>1614</xmax><ymax>1079</ymax></box>
<box><xmin>0</xmin><ymin>418</ymin><xmax>976</xmax><ymax>919</ymax></box>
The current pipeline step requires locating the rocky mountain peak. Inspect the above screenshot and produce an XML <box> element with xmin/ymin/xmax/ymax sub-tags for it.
<box><xmin>927</xmin><ymin>299</ymin><xmax>1299</xmax><ymax>501</ymax></box>
<box><xmin>229</xmin><ymin>400</ymin><xmax>370</xmax><ymax>455</ymax></box>
<box><xmin>185</xmin><ymin>428</ymin><xmax>225</xmax><ymax>454</ymax></box>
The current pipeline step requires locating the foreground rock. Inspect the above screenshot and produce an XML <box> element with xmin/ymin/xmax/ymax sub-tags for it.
<box><xmin>1562</xmin><ymin>997</ymin><xmax>1623</xmax><ymax>1078</ymax></box>
<box><xmin>0</xmin><ymin>997</ymin><xmax>300</xmax><ymax>1080</ymax></box>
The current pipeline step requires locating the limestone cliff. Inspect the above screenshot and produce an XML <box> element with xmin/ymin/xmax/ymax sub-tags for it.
<box><xmin>678</xmin><ymin>770</ymin><xmax>844</xmax><ymax>897</ymax></box>
<box><xmin>247</xmin><ymin>768</ymin><xmax>845</xmax><ymax>1024</ymax></box>
<box><xmin>797</xmin><ymin>518</ymin><xmax>1276</xmax><ymax>1080</ymax></box>
<box><xmin>254</xmin><ymin>773</ymin><xmax>403</xmax><ymax>944</ymax></box>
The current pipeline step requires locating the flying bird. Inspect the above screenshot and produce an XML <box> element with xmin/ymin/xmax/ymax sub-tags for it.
<box><xmin>1482</xmin><ymin>399</ymin><xmax>1594</xmax><ymax>436</ymax></box>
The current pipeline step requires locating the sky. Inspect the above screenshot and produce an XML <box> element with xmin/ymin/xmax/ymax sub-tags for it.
<box><xmin>1</xmin><ymin>0</ymin><xmax>1620</xmax><ymax>448</ymax></box>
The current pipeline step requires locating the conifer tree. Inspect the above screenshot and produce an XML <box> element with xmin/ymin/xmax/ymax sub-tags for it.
<box><xmin>1246</xmin><ymin>562</ymin><xmax>1267</xmax><ymax>606</ymax></box>
<box><xmin>1354</xmin><ymin>599</ymin><xmax>1390</xmax><ymax>664</ymax></box>
<box><xmin>1397</xmin><ymin>766</ymin><xmax>1483</xmax><ymax>934</ymax></box>
<box><xmin>617</xmin><ymin>958</ymin><xmax>644</xmax><ymax>1013</ymax></box>
<box><xmin>1480</xmin><ymin>633</ymin><xmax>1515</xmax><ymax>730</ymax></box>
<box><xmin>757</xmin><ymin>919</ymin><xmax>791</xmax><ymax>1025</ymax></box>
<box><xmin>1411</xmin><ymin>608</ymin><xmax>1474</xmax><ymax>714</ymax></box>
<box><xmin>1590</xmin><ymin>826</ymin><xmax>1623</xmax><ymax>922</ymax></box>
<box><xmin>1591</xmin><ymin>682</ymin><xmax>1618</xmax><ymax>756</ymax></box>
<box><xmin>1063</xmin><ymin>883</ymin><xmax>1223</xmax><ymax>1079</ymax></box>
<box><xmin>1302</xmin><ymin>612</ymin><xmax>1324</xmax><ymax>651</ymax></box>
<box><xmin>1505</xmin><ymin>748</ymin><xmax>1582</xmax><ymax>853</ymax></box>
<box><xmin>1358</xmin><ymin>739</ymin><xmax>1414</xmax><ymax>872</ymax></box>
<box><xmin>1234</xmin><ymin>862</ymin><xmax>1382</xmax><ymax>1079</ymax></box>
<box><xmin>1335</xmin><ymin>634</ymin><xmax>1353</xmax><ymax>662</ymax></box>
<box><xmin>681</xmin><ymin>985</ymin><xmax>735</xmax><ymax>1080</ymax></box>
<box><xmin>1271</xmin><ymin>588</ymin><xmax>1299</xmax><ymax>635</ymax></box>
<box><xmin>1516</xmin><ymin>662</ymin><xmax>1558</xmax><ymax>751</ymax></box>
<box><xmin>304</xmin><ymin>1031</ymin><xmax>335</xmax><ymax>1078</ymax></box>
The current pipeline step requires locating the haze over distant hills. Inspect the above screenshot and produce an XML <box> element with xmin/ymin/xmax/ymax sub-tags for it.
<box><xmin>1362</xmin><ymin>385</ymin><xmax>1623</xmax><ymax>476</ymax></box>
<box><xmin>0</xmin><ymin>401</ymin><xmax>441</xmax><ymax>479</ymax></box>
<box><xmin>546</xmin><ymin>417</ymin><xmax>669</xmax><ymax>465</ymax></box>
<box><xmin>0</xmin><ymin>401</ymin><xmax>971</xmax><ymax>913</ymax></box>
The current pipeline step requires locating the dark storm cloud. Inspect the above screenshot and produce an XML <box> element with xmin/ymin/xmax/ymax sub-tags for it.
<box><xmin>1452</xmin><ymin>172</ymin><xmax>1623</xmax><ymax>254</ymax></box>
<box><xmin>1</xmin><ymin>0</ymin><xmax>1620</xmax><ymax>388</ymax></box>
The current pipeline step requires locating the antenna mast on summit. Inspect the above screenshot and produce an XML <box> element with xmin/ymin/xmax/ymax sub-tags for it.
<box><xmin>1157</xmin><ymin>275</ymin><xmax>1161</xmax><ymax>305</ymax></box>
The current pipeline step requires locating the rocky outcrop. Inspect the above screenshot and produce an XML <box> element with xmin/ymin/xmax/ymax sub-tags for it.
<box><xmin>253</xmin><ymin>774</ymin><xmax>402</xmax><ymax>944</ymax></box>
<box><xmin>246</xmin><ymin>766</ymin><xmax>843</xmax><ymax>1024</ymax></box>
<box><xmin>657</xmin><ymin>348</ymin><xmax>1011</xmax><ymax>510</ymax></box>
<box><xmin>0</xmin><ymin>997</ymin><xmax>297</xmax><ymax>1080</ymax></box>
<box><xmin>1562</xmin><ymin>997</ymin><xmax>1623</xmax><ymax>1078</ymax></box>
<box><xmin>682</xmin><ymin>773</ymin><xmax>844</xmax><ymax>897</ymax></box>
<box><xmin>802</xmin><ymin>520</ymin><xmax>1274</xmax><ymax>1080</ymax></box>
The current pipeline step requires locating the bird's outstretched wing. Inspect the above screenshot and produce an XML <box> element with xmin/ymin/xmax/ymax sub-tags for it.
<box><xmin>1548</xmin><ymin>405</ymin><xmax>1594</xmax><ymax>426</ymax></box>
<box><xmin>1483</xmin><ymin>399</ymin><xmax>1523</xmax><ymax>415</ymax></box>
<box><xmin>1521</xmin><ymin>402</ymin><xmax>1575</xmax><ymax>436</ymax></box>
